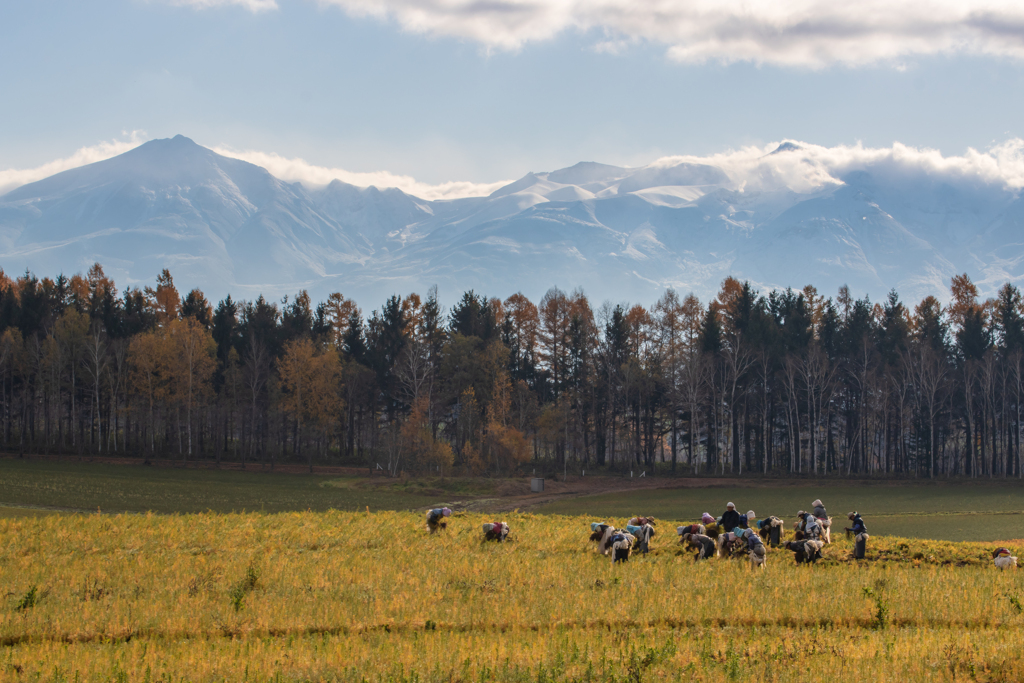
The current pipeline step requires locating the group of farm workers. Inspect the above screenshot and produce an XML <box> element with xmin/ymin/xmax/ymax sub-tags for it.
<box><xmin>425</xmin><ymin>507</ymin><xmax>511</xmax><ymax>542</ymax></box>
<box><xmin>586</xmin><ymin>516</ymin><xmax>657</xmax><ymax>563</ymax></box>
<box><xmin>593</xmin><ymin>499</ymin><xmax>871</xmax><ymax>568</ymax></box>
<box><xmin>425</xmin><ymin>501</ymin><xmax>1016</xmax><ymax>570</ymax></box>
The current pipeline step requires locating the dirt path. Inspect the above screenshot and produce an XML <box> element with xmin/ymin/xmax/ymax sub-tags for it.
<box><xmin>455</xmin><ymin>475</ymin><xmax>794</xmax><ymax>513</ymax></box>
<box><xmin>458</xmin><ymin>473</ymin><xmax>955</xmax><ymax>514</ymax></box>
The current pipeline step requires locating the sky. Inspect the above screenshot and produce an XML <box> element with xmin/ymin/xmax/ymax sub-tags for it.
<box><xmin>3</xmin><ymin>0</ymin><xmax>1024</xmax><ymax>195</ymax></box>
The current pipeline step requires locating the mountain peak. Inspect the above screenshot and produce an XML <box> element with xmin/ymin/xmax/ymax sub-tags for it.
<box><xmin>770</xmin><ymin>142</ymin><xmax>802</xmax><ymax>155</ymax></box>
<box><xmin>546</xmin><ymin>161</ymin><xmax>628</xmax><ymax>186</ymax></box>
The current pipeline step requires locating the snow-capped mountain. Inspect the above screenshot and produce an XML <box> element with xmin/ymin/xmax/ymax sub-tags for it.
<box><xmin>2</xmin><ymin>135</ymin><xmax>1022</xmax><ymax>307</ymax></box>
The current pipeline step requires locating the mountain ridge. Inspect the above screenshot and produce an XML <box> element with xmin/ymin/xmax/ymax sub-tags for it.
<box><xmin>2</xmin><ymin>135</ymin><xmax>1022</xmax><ymax>306</ymax></box>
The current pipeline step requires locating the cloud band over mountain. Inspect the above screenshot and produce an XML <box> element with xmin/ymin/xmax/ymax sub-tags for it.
<box><xmin>6</xmin><ymin>135</ymin><xmax>1024</xmax><ymax>200</ymax></box>
<box><xmin>184</xmin><ymin>0</ymin><xmax>1024</xmax><ymax>67</ymax></box>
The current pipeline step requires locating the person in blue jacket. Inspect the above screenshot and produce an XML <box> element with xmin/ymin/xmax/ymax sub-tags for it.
<box><xmin>845</xmin><ymin>511</ymin><xmax>869</xmax><ymax>559</ymax></box>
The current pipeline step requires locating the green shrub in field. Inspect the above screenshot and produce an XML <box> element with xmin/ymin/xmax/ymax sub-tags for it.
<box><xmin>228</xmin><ymin>562</ymin><xmax>261</xmax><ymax>611</ymax></box>
<box><xmin>14</xmin><ymin>585</ymin><xmax>40</xmax><ymax>612</ymax></box>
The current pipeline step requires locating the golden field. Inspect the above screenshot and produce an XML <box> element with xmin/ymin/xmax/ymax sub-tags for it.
<box><xmin>1</xmin><ymin>510</ymin><xmax>1023</xmax><ymax>682</ymax></box>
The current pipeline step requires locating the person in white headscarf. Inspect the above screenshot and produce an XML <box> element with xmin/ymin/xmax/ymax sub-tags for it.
<box><xmin>720</xmin><ymin>503</ymin><xmax>742</xmax><ymax>533</ymax></box>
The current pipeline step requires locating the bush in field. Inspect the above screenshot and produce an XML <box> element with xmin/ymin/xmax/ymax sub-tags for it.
<box><xmin>228</xmin><ymin>562</ymin><xmax>260</xmax><ymax>611</ymax></box>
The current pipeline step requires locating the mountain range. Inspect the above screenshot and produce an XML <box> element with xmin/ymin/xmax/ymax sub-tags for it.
<box><xmin>2</xmin><ymin>134</ymin><xmax>1022</xmax><ymax>308</ymax></box>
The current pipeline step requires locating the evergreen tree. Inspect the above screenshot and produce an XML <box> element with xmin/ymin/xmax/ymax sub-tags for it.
<box><xmin>700</xmin><ymin>304</ymin><xmax>722</xmax><ymax>354</ymax></box>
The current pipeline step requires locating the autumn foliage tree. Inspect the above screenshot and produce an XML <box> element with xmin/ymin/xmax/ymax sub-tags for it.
<box><xmin>3</xmin><ymin>262</ymin><xmax>1024</xmax><ymax>479</ymax></box>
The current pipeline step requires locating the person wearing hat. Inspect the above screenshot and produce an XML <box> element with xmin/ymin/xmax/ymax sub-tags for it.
<box><xmin>426</xmin><ymin>507</ymin><xmax>452</xmax><ymax>533</ymax></box>
<box><xmin>720</xmin><ymin>503</ymin><xmax>742</xmax><ymax>533</ymax></box>
<box><xmin>845</xmin><ymin>512</ymin><xmax>868</xmax><ymax>559</ymax></box>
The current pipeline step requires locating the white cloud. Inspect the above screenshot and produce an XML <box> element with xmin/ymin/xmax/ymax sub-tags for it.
<box><xmin>7</xmin><ymin>134</ymin><xmax>1023</xmax><ymax>203</ymax></box>
<box><xmin>650</xmin><ymin>138</ymin><xmax>1024</xmax><ymax>194</ymax></box>
<box><xmin>212</xmin><ymin>147</ymin><xmax>512</xmax><ymax>200</ymax></box>
<box><xmin>317</xmin><ymin>0</ymin><xmax>1024</xmax><ymax>67</ymax></box>
<box><xmin>0</xmin><ymin>135</ymin><xmax>509</xmax><ymax>201</ymax></box>
<box><xmin>165</xmin><ymin>0</ymin><xmax>278</xmax><ymax>12</ymax></box>
<box><xmin>0</xmin><ymin>132</ymin><xmax>148</xmax><ymax>196</ymax></box>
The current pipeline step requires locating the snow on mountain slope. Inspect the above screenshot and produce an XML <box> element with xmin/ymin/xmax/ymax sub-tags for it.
<box><xmin>2</xmin><ymin>135</ymin><xmax>1023</xmax><ymax>307</ymax></box>
<box><xmin>0</xmin><ymin>136</ymin><xmax>368</xmax><ymax>295</ymax></box>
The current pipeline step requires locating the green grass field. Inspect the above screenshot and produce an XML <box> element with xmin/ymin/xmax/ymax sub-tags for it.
<box><xmin>535</xmin><ymin>482</ymin><xmax>1024</xmax><ymax>541</ymax></box>
<box><xmin>3</xmin><ymin>458</ymin><xmax>1024</xmax><ymax>541</ymax></box>
<box><xmin>0</xmin><ymin>458</ymin><xmax>438</xmax><ymax>515</ymax></box>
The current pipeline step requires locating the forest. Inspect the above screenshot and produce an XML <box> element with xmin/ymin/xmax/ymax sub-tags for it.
<box><xmin>0</xmin><ymin>264</ymin><xmax>1021</xmax><ymax>479</ymax></box>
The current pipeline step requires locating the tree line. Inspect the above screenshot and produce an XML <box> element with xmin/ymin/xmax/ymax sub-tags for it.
<box><xmin>0</xmin><ymin>263</ymin><xmax>1022</xmax><ymax>478</ymax></box>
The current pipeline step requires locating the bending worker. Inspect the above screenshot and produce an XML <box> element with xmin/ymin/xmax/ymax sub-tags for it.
<box><xmin>845</xmin><ymin>512</ymin><xmax>868</xmax><ymax>559</ymax></box>
<box><xmin>681</xmin><ymin>532</ymin><xmax>717</xmax><ymax>562</ymax></box>
<box><xmin>426</xmin><ymin>507</ymin><xmax>452</xmax><ymax>533</ymax></box>
<box><xmin>743</xmin><ymin>528</ymin><xmax>767</xmax><ymax>568</ymax></box>
<box><xmin>590</xmin><ymin>522</ymin><xmax>616</xmax><ymax>555</ymax></box>
<box><xmin>797</xmin><ymin>511</ymin><xmax>822</xmax><ymax>541</ymax></box>
<box><xmin>483</xmin><ymin>521</ymin><xmax>510</xmax><ymax>542</ymax></box>
<box><xmin>608</xmin><ymin>530</ymin><xmax>636</xmax><ymax>564</ymax></box>
<box><xmin>811</xmin><ymin>499</ymin><xmax>832</xmax><ymax>544</ymax></box>
<box><xmin>702</xmin><ymin>513</ymin><xmax>722</xmax><ymax>540</ymax></box>
<box><xmin>756</xmin><ymin>516</ymin><xmax>784</xmax><ymax>547</ymax></box>
<box><xmin>626</xmin><ymin>521</ymin><xmax>655</xmax><ymax>555</ymax></box>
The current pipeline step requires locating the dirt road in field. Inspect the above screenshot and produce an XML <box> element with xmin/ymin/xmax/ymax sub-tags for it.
<box><xmin>455</xmin><ymin>472</ymin><xmax>953</xmax><ymax>513</ymax></box>
<box><xmin>454</xmin><ymin>474</ymin><xmax>828</xmax><ymax>513</ymax></box>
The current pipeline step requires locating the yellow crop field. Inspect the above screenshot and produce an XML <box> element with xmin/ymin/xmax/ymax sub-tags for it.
<box><xmin>2</xmin><ymin>511</ymin><xmax>1023</xmax><ymax>682</ymax></box>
